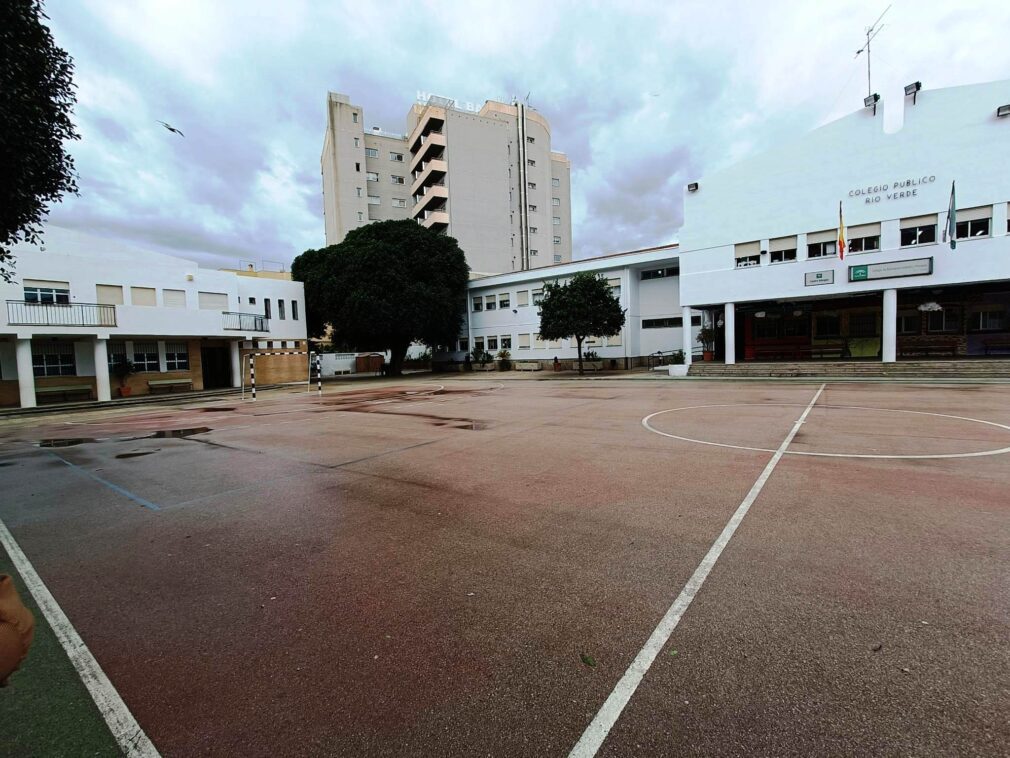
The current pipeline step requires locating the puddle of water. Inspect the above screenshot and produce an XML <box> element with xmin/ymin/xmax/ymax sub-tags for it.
<box><xmin>150</xmin><ymin>427</ymin><xmax>211</xmax><ymax>439</ymax></box>
<box><xmin>115</xmin><ymin>450</ymin><xmax>158</xmax><ymax>459</ymax></box>
<box><xmin>0</xmin><ymin>461</ymin><xmax>14</xmax><ymax>467</ymax></box>
<box><xmin>38</xmin><ymin>438</ymin><xmax>96</xmax><ymax>448</ymax></box>
<box><xmin>201</xmin><ymin>407</ymin><xmax>235</xmax><ymax>412</ymax></box>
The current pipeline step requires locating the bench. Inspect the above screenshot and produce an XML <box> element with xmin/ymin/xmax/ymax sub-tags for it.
<box><xmin>982</xmin><ymin>338</ymin><xmax>1010</xmax><ymax>356</ymax></box>
<box><xmin>898</xmin><ymin>340</ymin><xmax>959</xmax><ymax>358</ymax></box>
<box><xmin>514</xmin><ymin>362</ymin><xmax>542</xmax><ymax>371</ymax></box>
<box><xmin>148</xmin><ymin>378</ymin><xmax>194</xmax><ymax>394</ymax></box>
<box><xmin>803</xmin><ymin>342</ymin><xmax>849</xmax><ymax>359</ymax></box>
<box><xmin>36</xmin><ymin>385</ymin><xmax>92</xmax><ymax>403</ymax></box>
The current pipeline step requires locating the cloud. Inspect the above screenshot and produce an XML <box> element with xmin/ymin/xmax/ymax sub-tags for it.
<box><xmin>36</xmin><ymin>0</ymin><xmax>1010</xmax><ymax>270</ymax></box>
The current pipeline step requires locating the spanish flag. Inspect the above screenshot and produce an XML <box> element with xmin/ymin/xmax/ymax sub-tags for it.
<box><xmin>837</xmin><ymin>201</ymin><xmax>846</xmax><ymax>260</ymax></box>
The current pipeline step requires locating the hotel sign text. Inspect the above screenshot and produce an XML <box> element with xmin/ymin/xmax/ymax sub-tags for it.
<box><xmin>848</xmin><ymin>175</ymin><xmax>936</xmax><ymax>205</ymax></box>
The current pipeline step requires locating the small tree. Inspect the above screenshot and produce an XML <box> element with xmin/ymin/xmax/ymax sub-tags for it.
<box><xmin>537</xmin><ymin>272</ymin><xmax>625</xmax><ymax>375</ymax></box>
<box><xmin>1</xmin><ymin>1</ymin><xmax>81</xmax><ymax>281</ymax></box>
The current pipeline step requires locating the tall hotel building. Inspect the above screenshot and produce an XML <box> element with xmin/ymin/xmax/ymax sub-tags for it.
<box><xmin>321</xmin><ymin>92</ymin><xmax>573</xmax><ymax>275</ymax></box>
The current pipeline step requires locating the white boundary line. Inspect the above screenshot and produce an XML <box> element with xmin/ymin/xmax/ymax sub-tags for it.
<box><xmin>0</xmin><ymin>517</ymin><xmax>161</xmax><ymax>757</ymax></box>
<box><xmin>568</xmin><ymin>383</ymin><xmax>826</xmax><ymax>758</ymax></box>
<box><xmin>642</xmin><ymin>403</ymin><xmax>1010</xmax><ymax>460</ymax></box>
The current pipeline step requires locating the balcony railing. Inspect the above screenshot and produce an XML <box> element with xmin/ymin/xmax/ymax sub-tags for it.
<box><xmin>223</xmin><ymin>311</ymin><xmax>269</xmax><ymax>332</ymax></box>
<box><xmin>6</xmin><ymin>300</ymin><xmax>117</xmax><ymax>327</ymax></box>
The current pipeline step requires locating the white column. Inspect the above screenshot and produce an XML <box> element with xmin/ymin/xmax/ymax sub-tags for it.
<box><xmin>724</xmin><ymin>303</ymin><xmax>736</xmax><ymax>365</ymax></box>
<box><xmin>15</xmin><ymin>339</ymin><xmax>36</xmax><ymax>409</ymax></box>
<box><xmin>682</xmin><ymin>305</ymin><xmax>694</xmax><ymax>365</ymax></box>
<box><xmin>882</xmin><ymin>289</ymin><xmax>897</xmax><ymax>363</ymax></box>
<box><xmin>230</xmin><ymin>340</ymin><xmax>242</xmax><ymax>388</ymax></box>
<box><xmin>93</xmin><ymin>338</ymin><xmax>111</xmax><ymax>402</ymax></box>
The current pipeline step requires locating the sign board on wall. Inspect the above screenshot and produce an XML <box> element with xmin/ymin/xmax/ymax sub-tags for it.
<box><xmin>849</xmin><ymin>257</ymin><xmax>933</xmax><ymax>282</ymax></box>
<box><xmin>805</xmin><ymin>270</ymin><xmax>834</xmax><ymax>286</ymax></box>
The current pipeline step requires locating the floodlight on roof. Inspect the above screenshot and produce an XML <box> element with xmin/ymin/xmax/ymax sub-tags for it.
<box><xmin>997</xmin><ymin>104</ymin><xmax>1010</xmax><ymax>118</ymax></box>
<box><xmin>687</xmin><ymin>182</ymin><xmax>699</xmax><ymax>192</ymax></box>
<box><xmin>864</xmin><ymin>93</ymin><xmax>880</xmax><ymax>108</ymax></box>
<box><xmin>904</xmin><ymin>81</ymin><xmax>921</xmax><ymax>96</ymax></box>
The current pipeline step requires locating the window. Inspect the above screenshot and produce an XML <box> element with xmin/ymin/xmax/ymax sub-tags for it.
<box><xmin>353</xmin><ymin>137</ymin><xmax>359</xmax><ymax>147</ymax></box>
<box><xmin>530</xmin><ymin>249</ymin><xmax>539</xmax><ymax>257</ymax></box>
<box><xmin>807</xmin><ymin>241</ymin><xmax>836</xmax><ymax>258</ymax></box>
<box><xmin>848</xmin><ymin>236</ymin><xmax>880</xmax><ymax>253</ymax></box>
<box><xmin>392</xmin><ymin>198</ymin><xmax>407</xmax><ymax>208</ymax></box>
<box><xmin>278</xmin><ymin>300</ymin><xmax>286</xmax><ymax>320</ymax></box>
<box><xmin>527</xmin><ymin>159</ymin><xmax>536</xmax><ymax>166</ymax></box>
<box><xmin>970</xmin><ymin>308</ymin><xmax>1006</xmax><ymax>332</ymax></box>
<box><xmin>292</xmin><ymin>300</ymin><xmax>299</xmax><ymax>320</ymax></box>
<box><xmin>553</xmin><ymin>255</ymin><xmax>562</xmax><ymax>262</ymax></box>
<box><xmin>607</xmin><ymin>333</ymin><xmax>622</xmax><ymax>347</ymax></box>
<box><xmin>528</xmin><ymin>204</ymin><xmax>537</xmax><ymax>212</ymax></box>
<box><xmin>133</xmin><ymin>341</ymin><xmax>160</xmax><ymax>372</ymax></box>
<box><xmin>532</xmin><ymin>289</ymin><xmax>544</xmax><ymax>305</ymax></box>
<box><xmin>96</xmin><ymin>285</ymin><xmax>124</xmax><ymax>305</ymax></box>
<box><xmin>487</xmin><ymin>336</ymin><xmax>499</xmax><ymax>351</ymax></box>
<box><xmin>499</xmin><ymin>293</ymin><xmax>510</xmax><ymax>309</ymax></box>
<box><xmin>552</xmin><ymin>197</ymin><xmax>560</xmax><ymax>206</ymax></box>
<box><xmin>355</xmin><ymin>162</ymin><xmax>361</xmax><ymax>173</ymax></box>
<box><xmin>368</xmin><ymin>195</ymin><xmax>380</xmax><ymax>205</ymax></box>
<box><xmin>552</xmin><ymin>178</ymin><xmax>560</xmax><ymax>187</ymax></box>
<box><xmin>552</xmin><ymin>216</ymin><xmax>561</xmax><ymax>226</ymax></box>
<box><xmin>897</xmin><ymin>311</ymin><xmax>919</xmax><ymax>335</ymax></box>
<box><xmin>485</xmin><ymin>295</ymin><xmax>496</xmax><ymax>311</ymax></box>
<box><xmin>528</xmin><ymin>182</ymin><xmax>536</xmax><ymax>190</ymax></box>
<box><xmin>358</xmin><ymin>211</ymin><xmax>364</xmax><ymax>221</ymax></box>
<box><xmin>198</xmin><ymin>291</ymin><xmax>228</xmax><ymax>310</ymax></box>
<box><xmin>927</xmin><ymin>306</ymin><xmax>961</xmax><ymax>333</ymax></box>
<box><xmin>735</xmin><ymin>241</ymin><xmax>761</xmax><ymax>268</ymax></box>
<box><xmin>367</xmin><ymin>171</ymin><xmax>379</xmax><ymax>182</ymax></box>
<box><xmin>526</xmin><ymin>136</ymin><xmax>535</xmax><ymax>144</ymax></box>
<box><xmin>163</xmin><ymin>289</ymin><xmax>186</xmax><ymax>308</ymax></box>
<box><xmin>815</xmin><ymin>314</ymin><xmax>841</xmax><ymax>337</ymax></box>
<box><xmin>643</xmin><ymin>317</ymin><xmax>682</xmax><ymax>329</ymax></box>
<box><xmin>474</xmin><ymin>337</ymin><xmax>484</xmax><ymax>352</ymax></box>
<box><xmin>352</xmin><ymin>112</ymin><xmax>358</xmax><ymax>123</ymax></box>
<box><xmin>900</xmin><ymin>215</ymin><xmax>938</xmax><ymax>246</ymax></box>
<box><xmin>769</xmin><ymin>236</ymin><xmax>797</xmax><ymax>264</ymax></box>
<box><xmin>641</xmin><ymin>267</ymin><xmax>677</xmax><ymax>280</ymax></box>
<box><xmin>24</xmin><ymin>282</ymin><xmax>70</xmax><ymax>304</ymax></box>
<box><xmin>529</xmin><ymin>226</ymin><xmax>538</xmax><ymax>234</ymax></box>
<box><xmin>518</xmin><ymin>333</ymin><xmax>531</xmax><ymax>349</ymax></box>
<box><xmin>770</xmin><ymin>249</ymin><xmax>797</xmax><ymax>263</ymax></box>
<box><xmin>517</xmin><ymin>290</ymin><xmax>529</xmax><ymax>307</ymax></box>
<box><xmin>500</xmin><ymin>335</ymin><xmax>512</xmax><ymax>350</ymax></box>
<box><xmin>248</xmin><ymin>297</ymin><xmax>257</xmax><ymax>305</ymax></box>
<box><xmin>32</xmin><ymin>342</ymin><xmax>75</xmax><ymax>376</ymax></box>
<box><xmin>534</xmin><ymin>334</ymin><xmax>546</xmax><ymax>349</ymax></box>
<box><xmin>356</xmin><ymin>187</ymin><xmax>363</xmax><ymax>197</ymax></box>
<box><xmin>848</xmin><ymin>312</ymin><xmax>878</xmax><ymax>337</ymax></box>
<box><xmin>391</xmin><ymin>175</ymin><xmax>405</xmax><ymax>185</ymax></box>
<box><xmin>956</xmin><ymin>217</ymin><xmax>991</xmax><ymax>240</ymax></box>
<box><xmin>264</xmin><ymin>298</ymin><xmax>272</xmax><ymax>319</ymax></box>
<box><xmin>107</xmin><ymin>341</ymin><xmax>126</xmax><ymax>369</ymax></box>
<box><xmin>365</xmin><ymin>147</ymin><xmax>378</xmax><ymax>158</ymax></box>
<box><xmin>131</xmin><ymin>286</ymin><xmax>156</xmax><ymax>306</ymax></box>
<box><xmin>165</xmin><ymin>342</ymin><xmax>189</xmax><ymax>370</ymax></box>
<box><xmin>553</xmin><ymin>236</ymin><xmax>561</xmax><ymax>244</ymax></box>
<box><xmin>390</xmin><ymin>152</ymin><xmax>404</xmax><ymax>162</ymax></box>
<box><xmin>472</xmin><ymin>297</ymin><xmax>483</xmax><ymax>312</ymax></box>
<box><xmin>457</xmin><ymin>337</ymin><xmax>469</xmax><ymax>352</ymax></box>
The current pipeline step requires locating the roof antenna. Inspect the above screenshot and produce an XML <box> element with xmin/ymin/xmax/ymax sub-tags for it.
<box><xmin>854</xmin><ymin>4</ymin><xmax>890</xmax><ymax>98</ymax></box>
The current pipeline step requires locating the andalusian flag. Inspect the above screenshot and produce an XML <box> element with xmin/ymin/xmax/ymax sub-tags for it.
<box><xmin>837</xmin><ymin>201</ymin><xmax>846</xmax><ymax>260</ymax></box>
<box><xmin>942</xmin><ymin>181</ymin><xmax>957</xmax><ymax>250</ymax></box>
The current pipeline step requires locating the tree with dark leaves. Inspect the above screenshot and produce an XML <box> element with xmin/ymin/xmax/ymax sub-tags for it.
<box><xmin>0</xmin><ymin>0</ymin><xmax>80</xmax><ymax>281</ymax></box>
<box><xmin>292</xmin><ymin>220</ymin><xmax>470</xmax><ymax>376</ymax></box>
<box><xmin>537</xmin><ymin>271</ymin><xmax>626</xmax><ymax>375</ymax></box>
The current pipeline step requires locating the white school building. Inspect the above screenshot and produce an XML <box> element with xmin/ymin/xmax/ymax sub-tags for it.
<box><xmin>437</xmin><ymin>79</ymin><xmax>1010</xmax><ymax>370</ymax></box>
<box><xmin>1</xmin><ymin>229</ymin><xmax>308</xmax><ymax>408</ymax></box>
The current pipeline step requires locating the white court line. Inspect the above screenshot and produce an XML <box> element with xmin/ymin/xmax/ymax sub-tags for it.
<box><xmin>568</xmin><ymin>383</ymin><xmax>826</xmax><ymax>758</ymax></box>
<box><xmin>0</xmin><ymin>518</ymin><xmax>161</xmax><ymax>758</ymax></box>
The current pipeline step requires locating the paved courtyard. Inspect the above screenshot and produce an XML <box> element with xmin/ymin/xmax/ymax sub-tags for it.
<box><xmin>1</xmin><ymin>377</ymin><xmax>1007</xmax><ymax>756</ymax></box>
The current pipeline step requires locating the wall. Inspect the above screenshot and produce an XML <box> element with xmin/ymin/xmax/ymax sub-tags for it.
<box><xmin>239</xmin><ymin>346</ymin><xmax>310</xmax><ymax>386</ymax></box>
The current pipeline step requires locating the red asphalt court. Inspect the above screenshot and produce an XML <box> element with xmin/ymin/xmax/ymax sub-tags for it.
<box><xmin>0</xmin><ymin>377</ymin><xmax>1007</xmax><ymax>757</ymax></box>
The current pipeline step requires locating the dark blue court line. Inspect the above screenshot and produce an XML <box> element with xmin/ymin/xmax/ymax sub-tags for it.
<box><xmin>47</xmin><ymin>452</ymin><xmax>161</xmax><ymax>511</ymax></box>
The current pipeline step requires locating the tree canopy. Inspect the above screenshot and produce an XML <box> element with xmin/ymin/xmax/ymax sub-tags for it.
<box><xmin>1</xmin><ymin>0</ymin><xmax>80</xmax><ymax>281</ymax></box>
<box><xmin>291</xmin><ymin>220</ymin><xmax>470</xmax><ymax>375</ymax></box>
<box><xmin>537</xmin><ymin>271</ymin><xmax>626</xmax><ymax>374</ymax></box>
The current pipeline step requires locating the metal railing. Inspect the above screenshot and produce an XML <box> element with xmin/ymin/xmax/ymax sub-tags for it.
<box><xmin>6</xmin><ymin>300</ymin><xmax>117</xmax><ymax>327</ymax></box>
<box><xmin>223</xmin><ymin>312</ymin><xmax>269</xmax><ymax>332</ymax></box>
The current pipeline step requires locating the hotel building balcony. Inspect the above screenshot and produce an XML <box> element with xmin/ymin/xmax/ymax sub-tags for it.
<box><xmin>410</xmin><ymin>183</ymin><xmax>449</xmax><ymax>218</ymax></box>
<box><xmin>409</xmin><ymin>157</ymin><xmax>447</xmax><ymax>197</ymax></box>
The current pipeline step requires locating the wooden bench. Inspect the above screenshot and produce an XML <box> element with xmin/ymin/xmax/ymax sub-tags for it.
<box><xmin>898</xmin><ymin>340</ymin><xmax>959</xmax><ymax>358</ymax></box>
<box><xmin>514</xmin><ymin>362</ymin><xmax>542</xmax><ymax>371</ymax></box>
<box><xmin>802</xmin><ymin>343</ymin><xmax>849</xmax><ymax>359</ymax></box>
<box><xmin>982</xmin><ymin>338</ymin><xmax>1010</xmax><ymax>356</ymax></box>
<box><xmin>148</xmin><ymin>378</ymin><xmax>194</xmax><ymax>394</ymax></box>
<box><xmin>36</xmin><ymin>385</ymin><xmax>92</xmax><ymax>403</ymax></box>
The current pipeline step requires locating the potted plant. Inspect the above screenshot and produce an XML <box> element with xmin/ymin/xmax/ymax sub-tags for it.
<box><xmin>471</xmin><ymin>346</ymin><xmax>494</xmax><ymax>371</ymax></box>
<box><xmin>111</xmin><ymin>356</ymin><xmax>136</xmax><ymax>397</ymax></box>
<box><xmin>495</xmin><ymin>348</ymin><xmax>512</xmax><ymax>371</ymax></box>
<box><xmin>668</xmin><ymin>349</ymin><xmax>689</xmax><ymax>377</ymax></box>
<box><xmin>580</xmin><ymin>350</ymin><xmax>604</xmax><ymax>371</ymax></box>
<box><xmin>696</xmin><ymin>327</ymin><xmax>717</xmax><ymax>361</ymax></box>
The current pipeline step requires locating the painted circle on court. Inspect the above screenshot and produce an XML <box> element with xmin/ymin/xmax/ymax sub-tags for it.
<box><xmin>641</xmin><ymin>403</ymin><xmax>1010</xmax><ymax>459</ymax></box>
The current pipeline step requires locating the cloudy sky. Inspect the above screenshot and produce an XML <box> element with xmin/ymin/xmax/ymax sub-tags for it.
<box><xmin>40</xmin><ymin>0</ymin><xmax>1010</xmax><ymax>268</ymax></box>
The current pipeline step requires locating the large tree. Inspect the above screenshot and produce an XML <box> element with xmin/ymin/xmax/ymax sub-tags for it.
<box><xmin>1</xmin><ymin>0</ymin><xmax>80</xmax><ymax>281</ymax></box>
<box><xmin>292</xmin><ymin>220</ymin><xmax>470</xmax><ymax>375</ymax></box>
<box><xmin>538</xmin><ymin>271</ymin><xmax>626</xmax><ymax>375</ymax></box>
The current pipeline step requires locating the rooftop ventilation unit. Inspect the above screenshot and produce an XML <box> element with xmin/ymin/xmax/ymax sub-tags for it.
<box><xmin>997</xmin><ymin>104</ymin><xmax>1010</xmax><ymax>118</ymax></box>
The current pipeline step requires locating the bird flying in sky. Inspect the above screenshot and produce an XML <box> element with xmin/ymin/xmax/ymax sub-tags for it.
<box><xmin>157</xmin><ymin>121</ymin><xmax>184</xmax><ymax>137</ymax></box>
